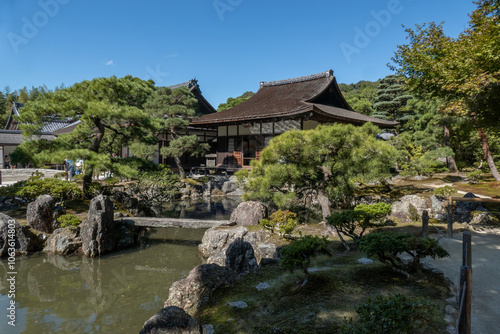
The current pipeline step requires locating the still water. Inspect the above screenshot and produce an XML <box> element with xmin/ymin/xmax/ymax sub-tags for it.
<box><xmin>0</xmin><ymin>227</ymin><xmax>206</xmax><ymax>334</ymax></box>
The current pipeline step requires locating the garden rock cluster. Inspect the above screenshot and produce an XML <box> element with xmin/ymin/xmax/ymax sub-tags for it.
<box><xmin>140</xmin><ymin>221</ymin><xmax>280</xmax><ymax>332</ymax></box>
<box><xmin>387</xmin><ymin>192</ymin><xmax>493</xmax><ymax>226</ymax></box>
<box><xmin>181</xmin><ymin>175</ymin><xmax>244</xmax><ymax>199</ymax></box>
<box><xmin>0</xmin><ymin>213</ymin><xmax>42</xmax><ymax>257</ymax></box>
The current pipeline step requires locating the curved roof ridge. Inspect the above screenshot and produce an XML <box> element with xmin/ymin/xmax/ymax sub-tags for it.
<box><xmin>168</xmin><ymin>79</ymin><xmax>198</xmax><ymax>89</ymax></box>
<box><xmin>260</xmin><ymin>70</ymin><xmax>333</xmax><ymax>87</ymax></box>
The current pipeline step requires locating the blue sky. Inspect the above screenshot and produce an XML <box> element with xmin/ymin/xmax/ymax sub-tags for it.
<box><xmin>1</xmin><ymin>0</ymin><xmax>476</xmax><ymax>108</ymax></box>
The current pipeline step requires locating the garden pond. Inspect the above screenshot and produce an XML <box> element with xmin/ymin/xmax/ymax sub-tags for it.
<box><xmin>0</xmin><ymin>198</ymin><xmax>242</xmax><ymax>334</ymax></box>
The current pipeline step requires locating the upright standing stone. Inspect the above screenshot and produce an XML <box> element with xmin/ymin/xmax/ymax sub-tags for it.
<box><xmin>26</xmin><ymin>194</ymin><xmax>55</xmax><ymax>233</ymax></box>
<box><xmin>80</xmin><ymin>195</ymin><xmax>116</xmax><ymax>257</ymax></box>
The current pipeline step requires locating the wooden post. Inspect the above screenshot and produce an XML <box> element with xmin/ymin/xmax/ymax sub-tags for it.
<box><xmin>447</xmin><ymin>196</ymin><xmax>453</xmax><ymax>238</ymax></box>
<box><xmin>458</xmin><ymin>265</ymin><xmax>472</xmax><ymax>334</ymax></box>
<box><xmin>462</xmin><ymin>232</ymin><xmax>472</xmax><ymax>267</ymax></box>
<box><xmin>422</xmin><ymin>210</ymin><xmax>429</xmax><ymax>238</ymax></box>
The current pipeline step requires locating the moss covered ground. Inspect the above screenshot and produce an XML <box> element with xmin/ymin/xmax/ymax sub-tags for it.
<box><xmin>197</xmin><ymin>242</ymin><xmax>450</xmax><ymax>334</ymax></box>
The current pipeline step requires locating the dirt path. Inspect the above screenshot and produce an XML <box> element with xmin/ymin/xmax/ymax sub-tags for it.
<box><xmin>423</xmin><ymin>231</ymin><xmax>500</xmax><ymax>334</ymax></box>
<box><xmin>421</xmin><ymin>182</ymin><xmax>493</xmax><ymax>199</ymax></box>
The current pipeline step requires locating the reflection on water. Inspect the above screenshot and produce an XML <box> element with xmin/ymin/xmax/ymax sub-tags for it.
<box><xmin>158</xmin><ymin>197</ymin><xmax>241</xmax><ymax>220</ymax></box>
<box><xmin>0</xmin><ymin>228</ymin><xmax>205</xmax><ymax>334</ymax></box>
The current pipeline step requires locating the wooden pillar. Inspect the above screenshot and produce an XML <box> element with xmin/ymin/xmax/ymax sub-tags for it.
<box><xmin>422</xmin><ymin>210</ymin><xmax>429</xmax><ymax>238</ymax></box>
<box><xmin>458</xmin><ymin>265</ymin><xmax>472</xmax><ymax>334</ymax></box>
<box><xmin>447</xmin><ymin>196</ymin><xmax>453</xmax><ymax>238</ymax></box>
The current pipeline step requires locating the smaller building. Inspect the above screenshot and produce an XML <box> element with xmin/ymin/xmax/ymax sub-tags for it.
<box><xmin>191</xmin><ymin>70</ymin><xmax>398</xmax><ymax>168</ymax></box>
<box><xmin>2</xmin><ymin>102</ymin><xmax>74</xmax><ymax>168</ymax></box>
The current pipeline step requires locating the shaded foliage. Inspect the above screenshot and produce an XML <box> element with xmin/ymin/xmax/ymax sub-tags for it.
<box><xmin>341</xmin><ymin>293</ymin><xmax>441</xmax><ymax>334</ymax></box>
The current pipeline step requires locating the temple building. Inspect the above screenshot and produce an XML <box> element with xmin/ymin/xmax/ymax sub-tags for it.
<box><xmin>191</xmin><ymin>70</ymin><xmax>398</xmax><ymax>168</ymax></box>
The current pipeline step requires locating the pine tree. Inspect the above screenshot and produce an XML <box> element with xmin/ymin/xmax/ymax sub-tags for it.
<box><xmin>144</xmin><ymin>86</ymin><xmax>209</xmax><ymax>179</ymax></box>
<box><xmin>372</xmin><ymin>75</ymin><xmax>413</xmax><ymax>124</ymax></box>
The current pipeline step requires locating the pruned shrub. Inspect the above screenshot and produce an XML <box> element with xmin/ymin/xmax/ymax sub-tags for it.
<box><xmin>260</xmin><ymin>210</ymin><xmax>298</xmax><ymax>237</ymax></box>
<box><xmin>2</xmin><ymin>173</ymin><xmax>83</xmax><ymax>203</ymax></box>
<box><xmin>433</xmin><ymin>185</ymin><xmax>455</xmax><ymax>199</ymax></box>
<box><xmin>466</xmin><ymin>169</ymin><xmax>483</xmax><ymax>182</ymax></box>
<box><xmin>57</xmin><ymin>214</ymin><xmax>82</xmax><ymax>230</ymax></box>
<box><xmin>327</xmin><ymin>202</ymin><xmax>391</xmax><ymax>249</ymax></box>
<box><xmin>128</xmin><ymin>168</ymin><xmax>181</xmax><ymax>206</ymax></box>
<box><xmin>359</xmin><ymin>231</ymin><xmax>449</xmax><ymax>277</ymax></box>
<box><xmin>341</xmin><ymin>293</ymin><xmax>441</xmax><ymax>334</ymax></box>
<box><xmin>279</xmin><ymin>235</ymin><xmax>331</xmax><ymax>280</ymax></box>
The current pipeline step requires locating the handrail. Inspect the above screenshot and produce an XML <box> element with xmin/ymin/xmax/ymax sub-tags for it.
<box><xmin>455</xmin><ymin>232</ymin><xmax>472</xmax><ymax>334</ymax></box>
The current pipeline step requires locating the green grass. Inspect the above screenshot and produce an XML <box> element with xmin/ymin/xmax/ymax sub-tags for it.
<box><xmin>197</xmin><ymin>247</ymin><xmax>449</xmax><ymax>334</ymax></box>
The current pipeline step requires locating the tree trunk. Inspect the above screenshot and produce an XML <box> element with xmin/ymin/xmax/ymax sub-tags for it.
<box><xmin>477</xmin><ymin>127</ymin><xmax>500</xmax><ymax>181</ymax></box>
<box><xmin>443</xmin><ymin>125</ymin><xmax>458</xmax><ymax>173</ymax></box>
<box><xmin>83</xmin><ymin>117</ymin><xmax>105</xmax><ymax>197</ymax></box>
<box><xmin>83</xmin><ymin>171</ymin><xmax>94</xmax><ymax>196</ymax></box>
<box><xmin>317</xmin><ymin>190</ymin><xmax>331</xmax><ymax>221</ymax></box>
<box><xmin>173</xmin><ymin>155</ymin><xmax>186</xmax><ymax>179</ymax></box>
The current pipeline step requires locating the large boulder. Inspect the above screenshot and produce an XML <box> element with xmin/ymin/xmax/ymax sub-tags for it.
<box><xmin>80</xmin><ymin>195</ymin><xmax>116</xmax><ymax>257</ymax></box>
<box><xmin>43</xmin><ymin>228</ymin><xmax>82</xmax><ymax>255</ymax></box>
<box><xmin>139</xmin><ymin>306</ymin><xmax>202</xmax><ymax>334</ymax></box>
<box><xmin>26</xmin><ymin>194</ymin><xmax>55</xmax><ymax>233</ymax></box>
<box><xmin>198</xmin><ymin>226</ymin><xmax>277</xmax><ymax>266</ymax></box>
<box><xmin>165</xmin><ymin>264</ymin><xmax>238</xmax><ymax>316</ymax></box>
<box><xmin>224</xmin><ymin>238</ymin><xmax>258</xmax><ymax>273</ymax></box>
<box><xmin>453</xmin><ymin>192</ymin><xmax>486</xmax><ymax>223</ymax></box>
<box><xmin>230</xmin><ymin>201</ymin><xmax>267</xmax><ymax>226</ymax></box>
<box><xmin>389</xmin><ymin>195</ymin><xmax>429</xmax><ymax>223</ymax></box>
<box><xmin>0</xmin><ymin>213</ymin><xmax>41</xmax><ymax>257</ymax></box>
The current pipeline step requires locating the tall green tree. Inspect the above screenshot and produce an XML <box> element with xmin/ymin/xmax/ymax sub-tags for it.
<box><xmin>372</xmin><ymin>75</ymin><xmax>413</xmax><ymax>125</ymax></box>
<box><xmin>217</xmin><ymin>91</ymin><xmax>255</xmax><ymax>111</ymax></box>
<box><xmin>392</xmin><ymin>0</ymin><xmax>500</xmax><ymax>180</ymax></box>
<box><xmin>243</xmin><ymin>123</ymin><xmax>397</xmax><ymax>220</ymax></box>
<box><xmin>144</xmin><ymin>86</ymin><xmax>209</xmax><ymax>179</ymax></box>
<box><xmin>340</xmin><ymin>80</ymin><xmax>378</xmax><ymax>115</ymax></box>
<box><xmin>16</xmin><ymin>76</ymin><xmax>156</xmax><ymax>194</ymax></box>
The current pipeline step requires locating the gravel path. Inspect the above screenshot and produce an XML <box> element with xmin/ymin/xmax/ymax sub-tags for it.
<box><xmin>423</xmin><ymin>231</ymin><xmax>500</xmax><ymax>334</ymax></box>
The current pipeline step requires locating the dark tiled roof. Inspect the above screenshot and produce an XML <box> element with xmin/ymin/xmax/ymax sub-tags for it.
<box><xmin>191</xmin><ymin>70</ymin><xmax>398</xmax><ymax>128</ymax></box>
<box><xmin>6</xmin><ymin>103</ymin><xmax>79</xmax><ymax>134</ymax></box>
<box><xmin>168</xmin><ymin>79</ymin><xmax>198</xmax><ymax>90</ymax></box>
<box><xmin>52</xmin><ymin>120</ymin><xmax>82</xmax><ymax>135</ymax></box>
<box><xmin>167</xmin><ymin>79</ymin><xmax>216</xmax><ymax>115</ymax></box>
<box><xmin>193</xmin><ymin>71</ymin><xmax>335</xmax><ymax>124</ymax></box>
<box><xmin>0</xmin><ymin>130</ymin><xmax>55</xmax><ymax>145</ymax></box>
<box><xmin>312</xmin><ymin>104</ymin><xmax>399</xmax><ymax>127</ymax></box>
<box><xmin>40</xmin><ymin>118</ymin><xmax>79</xmax><ymax>133</ymax></box>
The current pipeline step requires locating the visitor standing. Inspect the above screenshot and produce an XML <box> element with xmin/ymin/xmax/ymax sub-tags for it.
<box><xmin>76</xmin><ymin>159</ymin><xmax>84</xmax><ymax>175</ymax></box>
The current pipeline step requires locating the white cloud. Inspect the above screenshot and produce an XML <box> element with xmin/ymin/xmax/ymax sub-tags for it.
<box><xmin>105</xmin><ymin>60</ymin><xmax>114</xmax><ymax>66</ymax></box>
